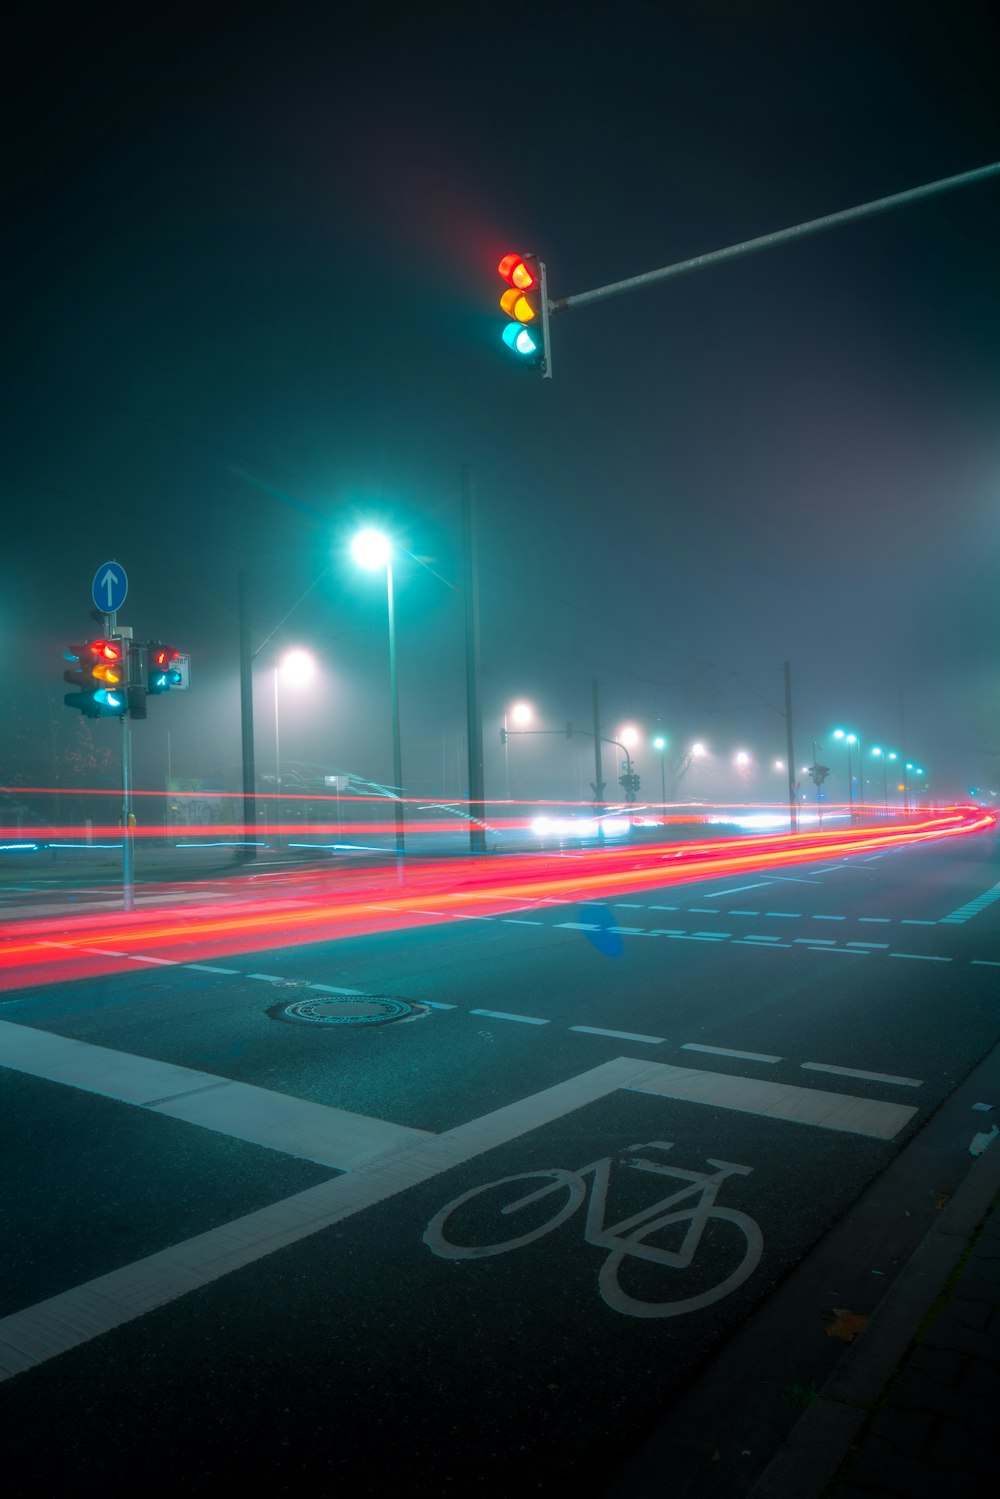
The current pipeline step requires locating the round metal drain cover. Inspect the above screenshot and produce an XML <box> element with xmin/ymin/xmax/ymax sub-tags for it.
<box><xmin>273</xmin><ymin>995</ymin><xmax>414</xmax><ymax>1026</ymax></box>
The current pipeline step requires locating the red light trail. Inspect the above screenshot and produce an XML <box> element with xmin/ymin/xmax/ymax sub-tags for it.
<box><xmin>0</xmin><ymin>806</ymin><xmax>992</xmax><ymax>994</ymax></box>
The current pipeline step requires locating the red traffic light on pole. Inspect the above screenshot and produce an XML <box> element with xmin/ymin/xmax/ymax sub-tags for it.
<box><xmin>63</xmin><ymin>639</ymin><xmax>127</xmax><ymax>716</ymax></box>
<box><xmin>497</xmin><ymin>252</ymin><xmax>552</xmax><ymax>377</ymax></box>
<box><xmin>148</xmin><ymin>643</ymin><xmax>183</xmax><ymax>693</ymax></box>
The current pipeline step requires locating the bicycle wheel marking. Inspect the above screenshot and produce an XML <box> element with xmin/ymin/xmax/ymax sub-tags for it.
<box><xmin>424</xmin><ymin>1142</ymin><xmax>764</xmax><ymax>1318</ymax></box>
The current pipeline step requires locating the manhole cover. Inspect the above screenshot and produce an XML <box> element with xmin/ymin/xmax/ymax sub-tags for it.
<box><xmin>270</xmin><ymin>995</ymin><xmax>415</xmax><ymax>1026</ymax></box>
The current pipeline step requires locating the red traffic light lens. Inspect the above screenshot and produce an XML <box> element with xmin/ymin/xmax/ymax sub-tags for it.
<box><xmin>498</xmin><ymin>253</ymin><xmax>536</xmax><ymax>291</ymax></box>
<box><xmin>89</xmin><ymin>639</ymin><xmax>123</xmax><ymax>663</ymax></box>
<box><xmin>154</xmin><ymin>646</ymin><xmax>179</xmax><ymax>667</ymax></box>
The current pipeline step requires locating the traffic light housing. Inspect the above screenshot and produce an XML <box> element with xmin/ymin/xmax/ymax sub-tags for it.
<box><xmin>63</xmin><ymin>640</ymin><xmax>128</xmax><ymax>717</ymax></box>
<box><xmin>497</xmin><ymin>252</ymin><xmax>552</xmax><ymax>377</ymax></box>
<box><xmin>619</xmin><ymin>771</ymin><xmax>640</xmax><ymax>800</ymax></box>
<box><xmin>148</xmin><ymin>643</ymin><xmax>182</xmax><ymax>694</ymax></box>
<box><xmin>808</xmin><ymin>763</ymin><xmax>830</xmax><ymax>786</ymax></box>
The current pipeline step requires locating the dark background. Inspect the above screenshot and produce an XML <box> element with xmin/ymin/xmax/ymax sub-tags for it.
<box><xmin>3</xmin><ymin>0</ymin><xmax>998</xmax><ymax>807</ymax></box>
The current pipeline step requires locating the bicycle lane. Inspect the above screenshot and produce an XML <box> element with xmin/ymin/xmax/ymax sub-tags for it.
<box><xmin>0</xmin><ymin>1054</ymin><xmax>916</xmax><ymax>1496</ymax></box>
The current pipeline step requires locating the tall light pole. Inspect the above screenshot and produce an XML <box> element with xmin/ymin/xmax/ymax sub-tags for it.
<box><xmin>273</xmin><ymin>648</ymin><xmax>316</xmax><ymax>847</ymax></box>
<box><xmin>351</xmin><ymin>527</ymin><xmax>404</xmax><ymax>856</ymax></box>
<box><xmin>833</xmin><ymin>729</ymin><xmax>859</xmax><ymax>813</ymax></box>
<box><xmin>504</xmin><ymin>700</ymin><xmax>534</xmax><ymax>802</ymax></box>
<box><xmin>653</xmin><ymin>736</ymin><xmax>667</xmax><ymax>823</ymax></box>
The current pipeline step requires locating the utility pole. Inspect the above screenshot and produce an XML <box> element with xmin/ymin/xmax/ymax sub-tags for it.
<box><xmin>462</xmin><ymin>465</ymin><xmax>486</xmax><ymax>854</ymax></box>
<box><xmin>784</xmin><ymin>661</ymin><xmax>797</xmax><ymax>834</ymax></box>
<box><xmin>239</xmin><ymin>571</ymin><xmax>257</xmax><ymax>859</ymax></box>
<box><xmin>591</xmin><ymin>678</ymin><xmax>605</xmax><ymax>807</ymax></box>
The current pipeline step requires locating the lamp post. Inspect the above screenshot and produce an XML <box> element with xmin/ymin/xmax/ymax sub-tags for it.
<box><xmin>351</xmin><ymin>527</ymin><xmax>404</xmax><ymax>856</ymax></box>
<box><xmin>870</xmin><ymin>746</ymin><xmax>890</xmax><ymax>811</ymax></box>
<box><xmin>833</xmin><ymin>729</ymin><xmax>860</xmax><ymax>813</ymax></box>
<box><xmin>653</xmin><ymin>736</ymin><xmax>667</xmax><ymax>823</ymax></box>
<box><xmin>273</xmin><ymin>648</ymin><xmax>315</xmax><ymax>847</ymax></box>
<box><xmin>504</xmin><ymin>700</ymin><xmax>534</xmax><ymax>802</ymax></box>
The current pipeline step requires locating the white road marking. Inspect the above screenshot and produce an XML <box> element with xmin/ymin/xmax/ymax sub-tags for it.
<box><xmin>901</xmin><ymin>919</ymin><xmax>936</xmax><ymax>926</ymax></box>
<box><xmin>888</xmin><ymin>953</ymin><xmax>952</xmax><ymax>962</ymax></box>
<box><xmin>939</xmin><ymin>880</ymin><xmax>1000</xmax><ymax>924</ymax></box>
<box><xmin>555</xmin><ymin>922</ymin><xmax>601</xmax><ymax>931</ymax></box>
<box><xmin>765</xmin><ymin>912</ymin><xmax>800</xmax><ymax>918</ymax></box>
<box><xmin>307</xmin><ymin>984</ymin><xmax>366</xmax><ymax>995</ymax></box>
<box><xmin>649</xmin><ymin>905</ymin><xmax>679</xmax><ymax>911</ymax></box>
<box><xmin>610</xmin><ymin>926</ymin><xmax>652</xmax><ymax>935</ymax></box>
<box><xmin>859</xmin><ymin>917</ymin><xmax>891</xmax><ymax>923</ymax></box>
<box><xmin>801</xmin><ymin>1062</ymin><xmax>922</xmax><ymax>1087</ymax></box>
<box><xmin>681</xmin><ymin>1043</ymin><xmax>781</xmax><ymax>1063</ymax></box>
<box><xmin>570</xmin><ymin>1025</ymin><xmax>665</xmax><ymax>1044</ymax></box>
<box><xmin>186</xmin><ymin>964</ymin><xmax>241</xmax><ymax>974</ymax></box>
<box><xmin>0</xmin><ymin>1020</ymin><xmax>431</xmax><ymax>1172</ymax></box>
<box><xmin>128</xmin><ymin>956</ymin><xmax>177</xmax><ymax>966</ymax></box>
<box><xmin>794</xmin><ymin>938</ymin><xmax>836</xmax><ymax>945</ymax></box>
<box><xmin>247</xmin><ymin>973</ymin><xmax>288</xmax><ymax>982</ymax></box>
<box><xmin>805</xmin><ymin>946</ymin><xmax>858</xmax><ymax>954</ymax></box>
<box><xmin>649</xmin><ymin>929</ymin><xmax>686</xmax><ymax>936</ymax></box>
<box><xmin>0</xmin><ymin>1056</ymin><xmax>658</xmax><ymax>1382</ymax></box>
<box><xmin>501</xmin><ymin>919</ymin><xmax>543</xmax><ymax>926</ymax></box>
<box><xmin>627</xmin><ymin>1063</ymin><xmax>918</xmax><ymax>1139</ymax></box>
<box><xmin>971</xmin><ymin>960</ymin><xmax>1000</xmax><ymax>967</ymax></box>
<box><xmin>813</xmin><ymin>915</ymin><xmax>845</xmax><ymax>921</ymax></box>
<box><xmin>613</xmin><ymin>902</ymin><xmax>643</xmax><ymax>908</ymax></box>
<box><xmin>846</xmin><ymin>942</ymin><xmax>890</xmax><ymax>949</ymax></box>
<box><xmin>702</xmin><ymin>883</ymin><xmax>770</xmax><ymax>898</ymax></box>
<box><xmin>728</xmin><ymin>909</ymin><xmax>761</xmax><ymax>915</ymax></box>
<box><xmin>469</xmin><ymin>1009</ymin><xmax>548</xmax><ymax>1026</ymax></box>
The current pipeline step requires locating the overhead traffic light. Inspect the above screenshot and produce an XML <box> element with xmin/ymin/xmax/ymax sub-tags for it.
<box><xmin>63</xmin><ymin>639</ymin><xmax>127</xmax><ymax>717</ymax></box>
<box><xmin>808</xmin><ymin>763</ymin><xmax>830</xmax><ymax>786</ymax></box>
<box><xmin>619</xmin><ymin>771</ymin><xmax>640</xmax><ymax>800</ymax></box>
<box><xmin>148</xmin><ymin>643</ymin><xmax>183</xmax><ymax>693</ymax></box>
<box><xmin>497</xmin><ymin>252</ymin><xmax>552</xmax><ymax>377</ymax></box>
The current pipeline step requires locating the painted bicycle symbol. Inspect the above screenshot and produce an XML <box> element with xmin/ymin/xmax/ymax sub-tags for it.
<box><xmin>423</xmin><ymin>1140</ymin><xmax>763</xmax><ymax>1318</ymax></box>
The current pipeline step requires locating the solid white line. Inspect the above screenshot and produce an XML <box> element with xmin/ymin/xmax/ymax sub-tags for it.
<box><xmin>0</xmin><ymin>1020</ymin><xmax>431</xmax><ymax>1172</ymax></box>
<box><xmin>681</xmin><ymin>1043</ymin><xmax>781</xmax><ymax>1063</ymax></box>
<box><xmin>469</xmin><ymin>1008</ymin><xmax>548</xmax><ymax>1025</ymax></box>
<box><xmin>971</xmin><ymin>960</ymin><xmax>1000</xmax><ymax>967</ymax></box>
<box><xmin>801</xmin><ymin>1062</ymin><xmax>922</xmax><ymax>1087</ymax></box>
<box><xmin>0</xmin><ymin>1056</ymin><xmax>655</xmax><ymax>1382</ymax></box>
<box><xmin>570</xmin><ymin>1025</ymin><xmax>665</xmax><ymax>1044</ymax></box>
<box><xmin>627</xmin><ymin>1062</ymin><xmax>918</xmax><ymax>1139</ymax></box>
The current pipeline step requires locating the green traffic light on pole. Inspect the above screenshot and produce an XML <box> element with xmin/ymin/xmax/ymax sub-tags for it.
<box><xmin>497</xmin><ymin>252</ymin><xmax>552</xmax><ymax>377</ymax></box>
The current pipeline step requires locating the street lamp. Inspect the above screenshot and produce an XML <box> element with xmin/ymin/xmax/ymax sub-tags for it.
<box><xmin>274</xmin><ymin>648</ymin><xmax>315</xmax><ymax>846</ymax></box>
<box><xmin>833</xmin><ymin>729</ymin><xmax>861</xmax><ymax>812</ymax></box>
<box><xmin>653</xmin><ymin>735</ymin><xmax>667</xmax><ymax>823</ymax></box>
<box><xmin>351</xmin><ymin>527</ymin><xmax>404</xmax><ymax>856</ymax></box>
<box><xmin>503</xmin><ymin>699</ymin><xmax>534</xmax><ymax>801</ymax></box>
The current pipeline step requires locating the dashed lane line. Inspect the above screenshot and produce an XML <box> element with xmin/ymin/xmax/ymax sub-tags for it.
<box><xmin>888</xmin><ymin>952</ymin><xmax>952</xmax><ymax>962</ymax></box>
<box><xmin>801</xmin><ymin>1062</ymin><xmax>922</xmax><ymax>1087</ymax></box>
<box><xmin>681</xmin><ymin>1043</ymin><xmax>782</xmax><ymax>1064</ymax></box>
<box><xmin>470</xmin><ymin>1008</ymin><xmax>548</xmax><ymax>1025</ymax></box>
<box><xmin>570</xmin><ymin>1025</ymin><xmax>665</xmax><ymax>1045</ymax></box>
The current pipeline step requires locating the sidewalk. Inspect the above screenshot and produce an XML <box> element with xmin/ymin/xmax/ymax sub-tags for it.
<box><xmin>749</xmin><ymin>1133</ymin><xmax>1000</xmax><ymax>1499</ymax></box>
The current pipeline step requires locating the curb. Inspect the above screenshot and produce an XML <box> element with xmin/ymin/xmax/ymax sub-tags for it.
<box><xmin>747</xmin><ymin>1135</ymin><xmax>1000</xmax><ymax>1499</ymax></box>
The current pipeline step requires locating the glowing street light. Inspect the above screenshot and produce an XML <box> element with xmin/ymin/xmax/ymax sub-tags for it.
<box><xmin>273</xmin><ymin>648</ymin><xmax>316</xmax><ymax>847</ymax></box>
<box><xmin>351</xmin><ymin>527</ymin><xmax>404</xmax><ymax>855</ymax></box>
<box><xmin>653</xmin><ymin>735</ymin><xmax>667</xmax><ymax>822</ymax></box>
<box><xmin>502</xmin><ymin>699</ymin><xmax>535</xmax><ymax>800</ymax></box>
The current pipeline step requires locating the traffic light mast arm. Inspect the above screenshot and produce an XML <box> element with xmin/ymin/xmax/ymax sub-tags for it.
<box><xmin>548</xmin><ymin>160</ymin><xmax>1000</xmax><ymax>314</ymax></box>
<box><xmin>503</xmin><ymin>725</ymin><xmax>634</xmax><ymax>771</ymax></box>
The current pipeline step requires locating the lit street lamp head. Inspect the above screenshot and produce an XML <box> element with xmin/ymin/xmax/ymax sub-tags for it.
<box><xmin>351</xmin><ymin>527</ymin><xmax>392</xmax><ymax>571</ymax></box>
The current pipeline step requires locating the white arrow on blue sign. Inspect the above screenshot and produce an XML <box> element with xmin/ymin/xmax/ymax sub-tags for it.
<box><xmin>92</xmin><ymin>561</ymin><xmax>128</xmax><ymax>614</ymax></box>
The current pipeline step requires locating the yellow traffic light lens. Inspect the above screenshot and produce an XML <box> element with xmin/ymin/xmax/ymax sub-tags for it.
<box><xmin>92</xmin><ymin>665</ymin><xmax>122</xmax><ymax>684</ymax></box>
<box><xmin>500</xmin><ymin>288</ymin><xmax>536</xmax><ymax>323</ymax></box>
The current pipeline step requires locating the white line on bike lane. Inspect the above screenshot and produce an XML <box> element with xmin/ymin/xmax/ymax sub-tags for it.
<box><xmin>0</xmin><ymin>1050</ymin><xmax>918</xmax><ymax>1382</ymax></box>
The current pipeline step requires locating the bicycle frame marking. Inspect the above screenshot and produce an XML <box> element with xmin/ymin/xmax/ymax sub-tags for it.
<box><xmin>424</xmin><ymin>1141</ymin><xmax>764</xmax><ymax>1318</ymax></box>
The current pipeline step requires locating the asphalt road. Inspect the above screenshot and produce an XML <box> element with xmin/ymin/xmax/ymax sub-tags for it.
<box><xmin>1</xmin><ymin>825</ymin><xmax>999</xmax><ymax>1495</ymax></box>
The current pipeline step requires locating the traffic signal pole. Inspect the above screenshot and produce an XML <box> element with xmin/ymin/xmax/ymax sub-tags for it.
<box><xmin>548</xmin><ymin>162</ymin><xmax>1000</xmax><ymax>317</ymax></box>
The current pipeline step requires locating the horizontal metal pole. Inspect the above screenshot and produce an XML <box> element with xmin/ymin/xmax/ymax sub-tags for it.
<box><xmin>551</xmin><ymin>161</ymin><xmax>1000</xmax><ymax>313</ymax></box>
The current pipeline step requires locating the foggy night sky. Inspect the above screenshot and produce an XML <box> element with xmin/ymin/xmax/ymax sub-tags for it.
<box><xmin>3</xmin><ymin>0</ymin><xmax>999</xmax><ymax>807</ymax></box>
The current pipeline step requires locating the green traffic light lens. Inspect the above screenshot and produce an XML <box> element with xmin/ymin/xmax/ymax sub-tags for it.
<box><xmin>502</xmin><ymin>323</ymin><xmax>541</xmax><ymax>357</ymax></box>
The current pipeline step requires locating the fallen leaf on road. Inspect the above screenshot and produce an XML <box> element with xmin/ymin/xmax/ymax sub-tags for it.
<box><xmin>826</xmin><ymin>1308</ymin><xmax>870</xmax><ymax>1342</ymax></box>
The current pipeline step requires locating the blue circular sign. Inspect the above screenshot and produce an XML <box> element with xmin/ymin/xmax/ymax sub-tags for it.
<box><xmin>92</xmin><ymin>561</ymin><xmax>128</xmax><ymax>614</ymax></box>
